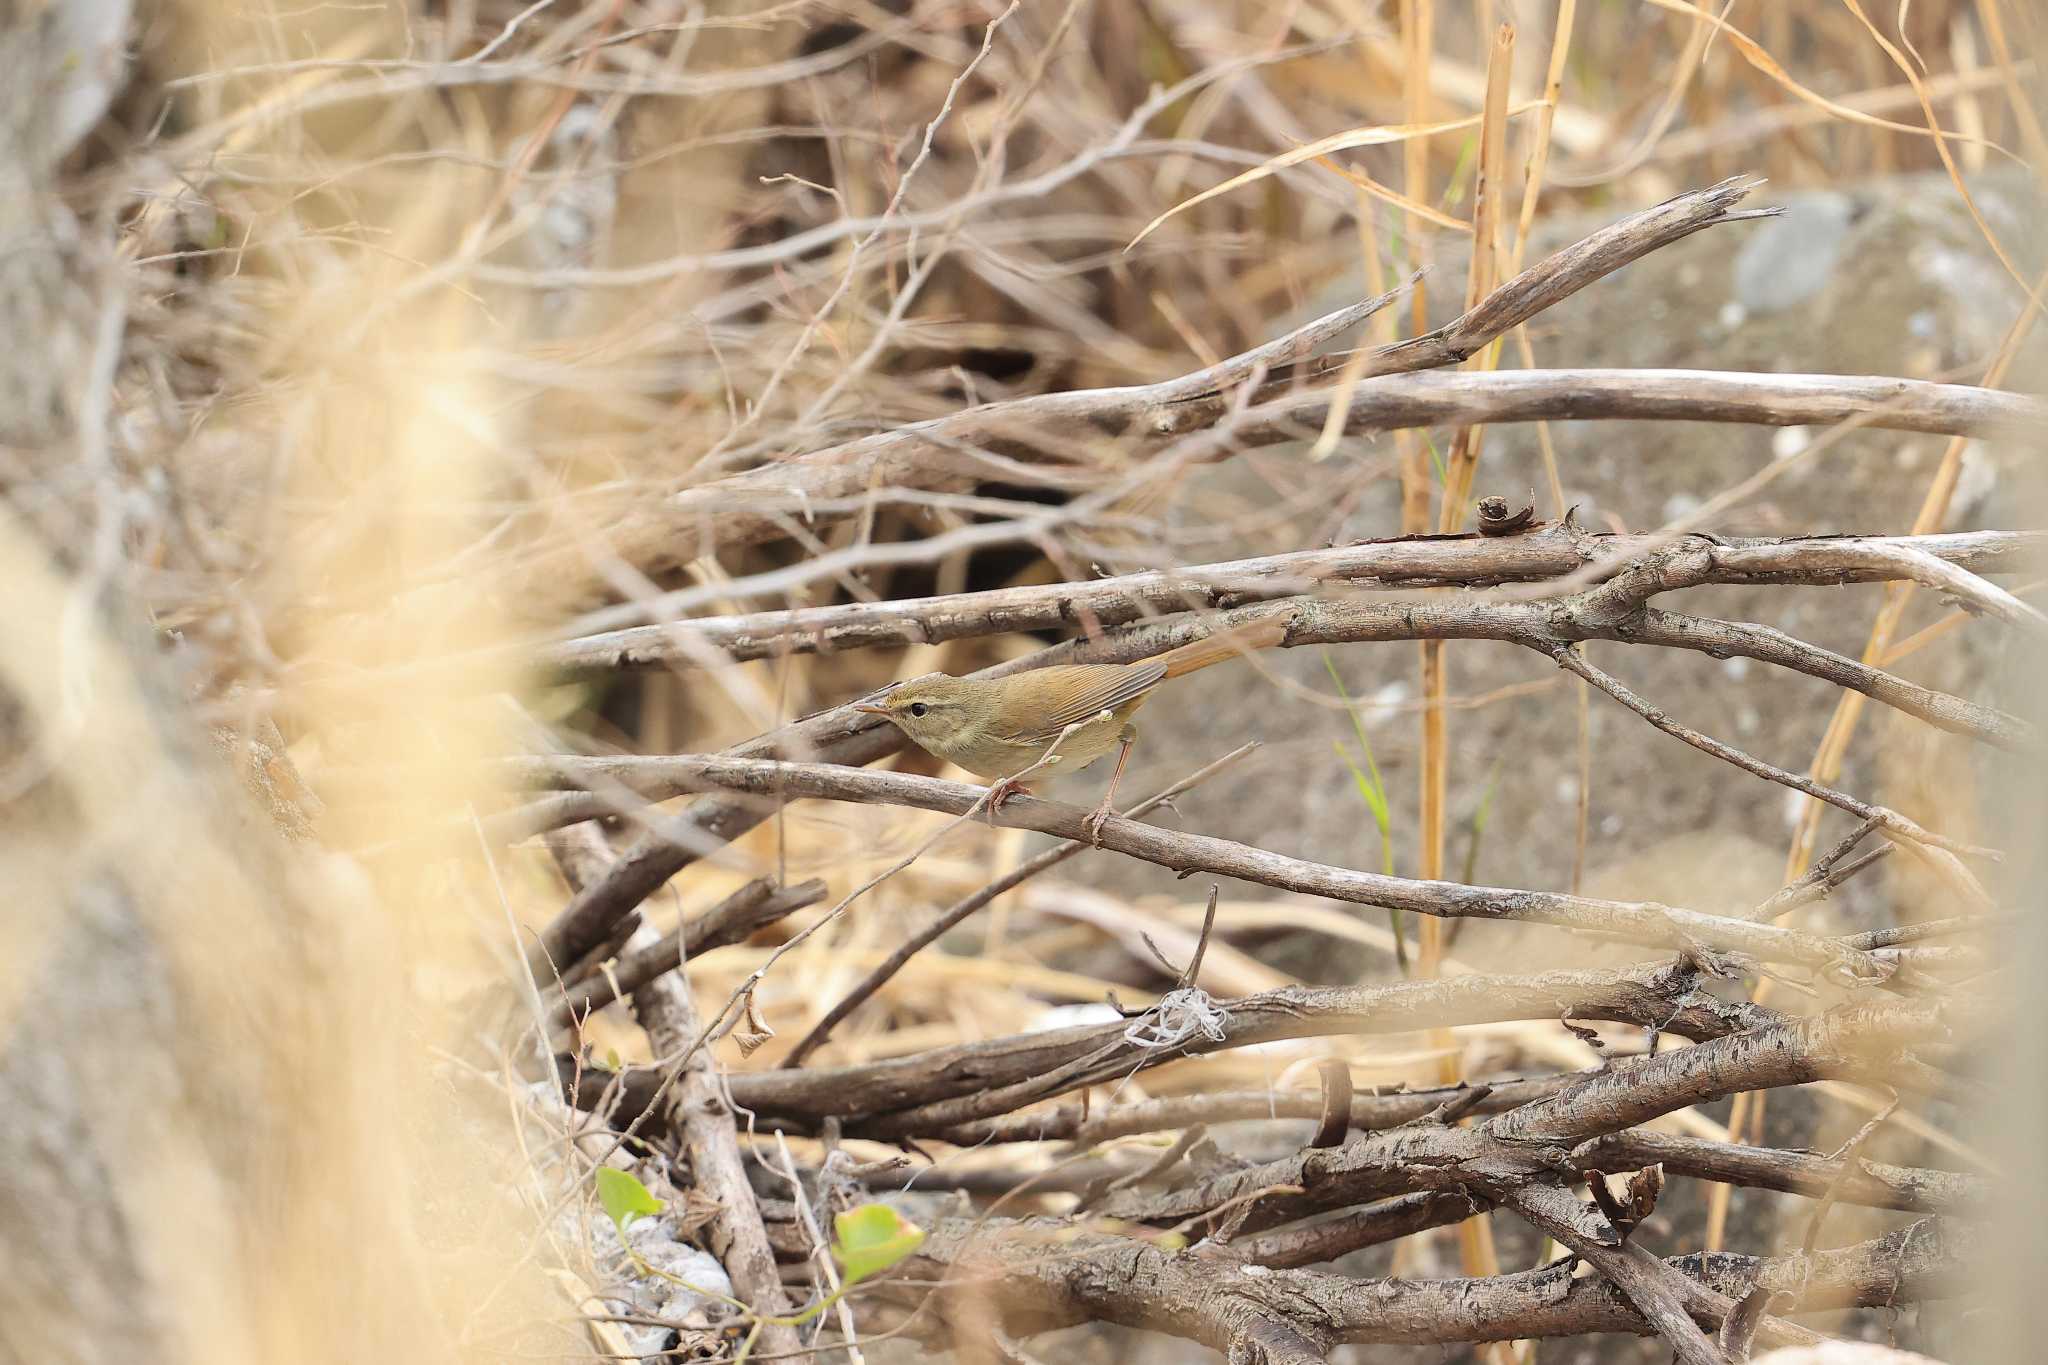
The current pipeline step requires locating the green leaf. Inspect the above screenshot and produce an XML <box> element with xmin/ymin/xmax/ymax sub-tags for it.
<box><xmin>596</xmin><ymin>1167</ymin><xmax>666</xmax><ymax>1237</ymax></box>
<box><xmin>830</xmin><ymin>1203</ymin><xmax>925</xmax><ymax>1285</ymax></box>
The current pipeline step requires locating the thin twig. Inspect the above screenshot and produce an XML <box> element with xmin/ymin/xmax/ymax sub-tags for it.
<box><xmin>783</xmin><ymin>746</ymin><xmax>1255</xmax><ymax>1066</ymax></box>
<box><xmin>513</xmin><ymin>752</ymin><xmax>1903</xmax><ymax>973</ymax></box>
<box><xmin>1547</xmin><ymin>644</ymin><xmax>1996</xmax><ymax>908</ymax></box>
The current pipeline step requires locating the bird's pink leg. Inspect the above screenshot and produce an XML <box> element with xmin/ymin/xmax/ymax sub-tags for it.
<box><xmin>1083</xmin><ymin>727</ymin><xmax>1137</xmax><ymax>845</ymax></box>
<box><xmin>984</xmin><ymin>775</ymin><xmax>1030</xmax><ymax>823</ymax></box>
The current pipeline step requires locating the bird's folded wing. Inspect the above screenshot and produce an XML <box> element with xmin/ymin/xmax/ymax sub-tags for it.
<box><xmin>994</xmin><ymin>663</ymin><xmax>1166</xmax><ymax>744</ymax></box>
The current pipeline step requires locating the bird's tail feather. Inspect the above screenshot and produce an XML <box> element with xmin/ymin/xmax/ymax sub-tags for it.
<box><xmin>1155</xmin><ymin>605</ymin><xmax>1297</xmax><ymax>678</ymax></box>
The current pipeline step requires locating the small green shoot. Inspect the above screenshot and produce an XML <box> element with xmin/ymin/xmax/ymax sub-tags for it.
<box><xmin>1445</xmin><ymin>760</ymin><xmax>1508</xmax><ymax>958</ymax></box>
<box><xmin>1459</xmin><ymin>759</ymin><xmax>1505</xmax><ymax>889</ymax></box>
<box><xmin>590</xmin><ymin>1175</ymin><xmax>932</xmax><ymax>1365</ymax></box>
<box><xmin>734</xmin><ymin>1204</ymin><xmax>928</xmax><ymax>1363</ymax></box>
<box><xmin>1440</xmin><ymin>133</ymin><xmax>1479</xmax><ymax>210</ymax></box>
<box><xmin>1324</xmin><ymin>653</ymin><xmax>1410</xmax><ymax>974</ymax></box>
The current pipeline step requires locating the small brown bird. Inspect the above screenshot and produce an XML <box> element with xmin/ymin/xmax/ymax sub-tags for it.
<box><xmin>855</xmin><ymin>609</ymin><xmax>1294</xmax><ymax>841</ymax></box>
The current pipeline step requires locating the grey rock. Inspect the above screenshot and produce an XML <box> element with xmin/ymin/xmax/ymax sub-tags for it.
<box><xmin>1733</xmin><ymin>190</ymin><xmax>1858</xmax><ymax>313</ymax></box>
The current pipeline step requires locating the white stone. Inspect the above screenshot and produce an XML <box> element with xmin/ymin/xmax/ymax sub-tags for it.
<box><xmin>1026</xmin><ymin>1002</ymin><xmax>1123</xmax><ymax>1033</ymax></box>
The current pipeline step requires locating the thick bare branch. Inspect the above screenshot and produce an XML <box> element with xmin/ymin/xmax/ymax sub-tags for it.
<box><xmin>531</xmin><ymin>528</ymin><xmax>2046</xmax><ymax>677</ymax></box>
<box><xmin>1220</xmin><ymin>1121</ymin><xmax>1983</xmax><ymax>1273</ymax></box>
<box><xmin>1504</xmin><ymin>1183</ymin><xmax>1729</xmax><ymax>1365</ymax></box>
<box><xmin>562</xmin><ymin>961</ymin><xmax>1784</xmax><ymax>1136</ymax></box>
<box><xmin>1076</xmin><ymin>997</ymin><xmax>1955</xmax><ymax>1237</ymax></box>
<box><xmin>896</xmin><ymin>1216</ymin><xmax>1963</xmax><ymax>1350</ymax></box>
<box><xmin>1488</xmin><ymin>997</ymin><xmax>1956</xmax><ymax>1146</ymax></box>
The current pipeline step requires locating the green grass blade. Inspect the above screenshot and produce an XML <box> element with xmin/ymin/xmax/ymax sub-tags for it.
<box><xmin>1324</xmin><ymin>652</ymin><xmax>1408</xmax><ymax>973</ymax></box>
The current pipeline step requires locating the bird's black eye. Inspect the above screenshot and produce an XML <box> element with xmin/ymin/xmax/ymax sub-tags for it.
<box><xmin>909</xmin><ymin>702</ymin><xmax>929</xmax><ymax>718</ymax></box>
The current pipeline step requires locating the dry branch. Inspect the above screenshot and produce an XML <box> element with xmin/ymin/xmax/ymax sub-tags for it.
<box><xmin>1487</xmin><ymin>996</ymin><xmax>1957</xmax><ymax>1145</ymax></box>
<box><xmin>563</xmin><ymin>960</ymin><xmax>1804</xmax><ymax>1136</ymax></box>
<box><xmin>782</xmin><ymin>744</ymin><xmax>1255</xmax><ymax>1067</ymax></box>
<box><xmin>548</xmin><ymin>878</ymin><xmax>827</xmax><ymax>1030</ymax></box>
<box><xmin>533</xmin><ymin>528</ymin><xmax>2047</xmax><ymax>676</ymax></box>
<box><xmin>891</xmin><ymin>1216</ymin><xmax>1962</xmax><ymax>1352</ymax></box>
<box><xmin>1201</xmin><ymin>367</ymin><xmax>2046</xmax><ymax>456</ymax></box>
<box><xmin>546</xmin><ymin>830</ymin><xmax>799</xmax><ymax>1354</ymax></box>
<box><xmin>1573</xmin><ymin>1129</ymin><xmax>1988</xmax><ymax>1214</ymax></box>
<box><xmin>509</xmin><ymin>179</ymin><xmax>1783</xmax><ymax>610</ymax></box>
<box><xmin>1065</xmin><ymin>997</ymin><xmax>1955</xmax><ymax>1244</ymax></box>
<box><xmin>511</xmin><ymin>753</ymin><xmax>1907</xmax><ymax>974</ymax></box>
<box><xmin>932</xmin><ymin>1073</ymin><xmax>1586</xmax><ymax>1148</ymax></box>
<box><xmin>1505</xmin><ymin>1183</ymin><xmax>1731</xmax><ymax>1365</ymax></box>
<box><xmin>1549</xmin><ymin>644</ymin><xmax>1993</xmax><ymax>900</ymax></box>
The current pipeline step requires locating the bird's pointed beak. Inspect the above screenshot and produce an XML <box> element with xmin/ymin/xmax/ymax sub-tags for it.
<box><xmin>852</xmin><ymin>701</ymin><xmax>891</xmax><ymax>717</ymax></box>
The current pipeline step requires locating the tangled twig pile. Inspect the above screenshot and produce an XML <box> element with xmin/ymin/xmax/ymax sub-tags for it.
<box><xmin>4</xmin><ymin>3</ymin><xmax>2041</xmax><ymax>1364</ymax></box>
<box><xmin>525</xmin><ymin>182</ymin><xmax>2027</xmax><ymax>1362</ymax></box>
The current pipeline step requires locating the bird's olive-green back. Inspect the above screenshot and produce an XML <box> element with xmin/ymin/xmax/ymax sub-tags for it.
<box><xmin>869</xmin><ymin>663</ymin><xmax>1162</xmax><ymax>779</ymax></box>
